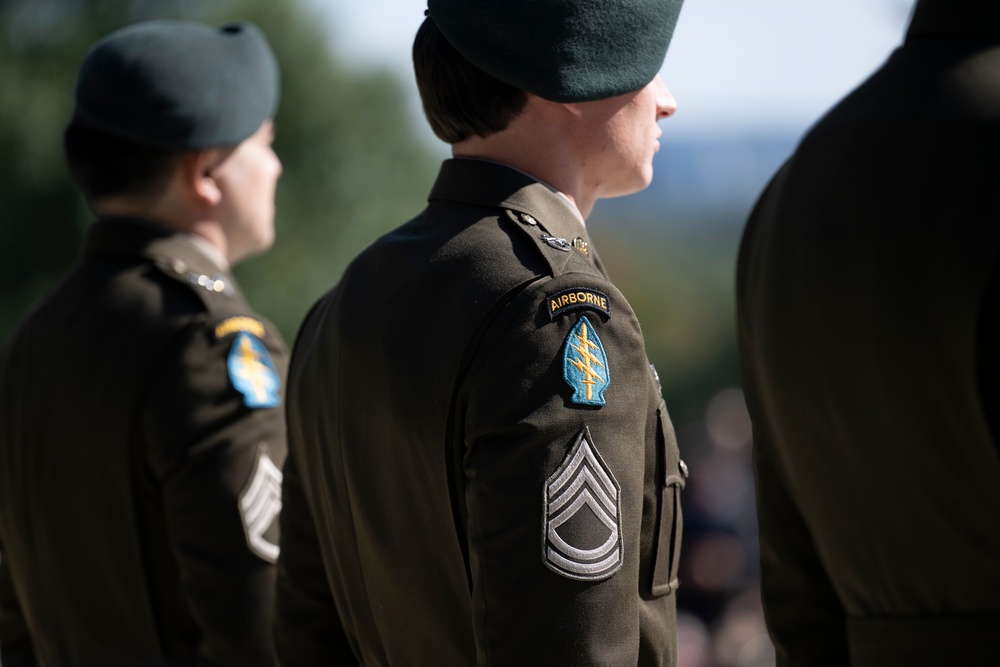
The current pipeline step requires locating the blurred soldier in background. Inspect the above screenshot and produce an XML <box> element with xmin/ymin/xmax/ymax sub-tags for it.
<box><xmin>738</xmin><ymin>0</ymin><xmax>1000</xmax><ymax>664</ymax></box>
<box><xmin>275</xmin><ymin>0</ymin><xmax>688</xmax><ymax>664</ymax></box>
<box><xmin>0</xmin><ymin>20</ymin><xmax>286</xmax><ymax>667</ymax></box>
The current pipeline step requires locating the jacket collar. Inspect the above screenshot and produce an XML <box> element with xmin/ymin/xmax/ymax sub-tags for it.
<box><xmin>83</xmin><ymin>216</ymin><xmax>228</xmax><ymax>278</ymax></box>
<box><xmin>907</xmin><ymin>0</ymin><xmax>1000</xmax><ymax>43</ymax></box>
<box><xmin>428</xmin><ymin>158</ymin><xmax>588</xmax><ymax>244</ymax></box>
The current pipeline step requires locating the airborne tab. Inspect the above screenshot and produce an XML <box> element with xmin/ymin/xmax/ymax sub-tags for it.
<box><xmin>547</xmin><ymin>287</ymin><xmax>610</xmax><ymax>321</ymax></box>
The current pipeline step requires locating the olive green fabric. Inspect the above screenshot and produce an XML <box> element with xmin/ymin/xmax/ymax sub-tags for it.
<box><xmin>427</xmin><ymin>0</ymin><xmax>685</xmax><ymax>102</ymax></box>
<box><xmin>0</xmin><ymin>219</ymin><xmax>288</xmax><ymax>666</ymax></box>
<box><xmin>737</xmin><ymin>0</ymin><xmax>1000</xmax><ymax>664</ymax></box>
<box><xmin>276</xmin><ymin>159</ymin><xmax>686</xmax><ymax>664</ymax></box>
<box><xmin>73</xmin><ymin>20</ymin><xmax>279</xmax><ymax>149</ymax></box>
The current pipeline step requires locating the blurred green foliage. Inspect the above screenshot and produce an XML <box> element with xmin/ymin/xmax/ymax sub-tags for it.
<box><xmin>0</xmin><ymin>0</ymin><xmax>742</xmax><ymax>426</ymax></box>
<box><xmin>590</xmin><ymin>215</ymin><xmax>742</xmax><ymax>425</ymax></box>
<box><xmin>0</xmin><ymin>0</ymin><xmax>436</xmax><ymax>343</ymax></box>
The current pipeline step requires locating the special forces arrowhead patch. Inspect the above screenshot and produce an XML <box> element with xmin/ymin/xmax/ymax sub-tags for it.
<box><xmin>563</xmin><ymin>316</ymin><xmax>609</xmax><ymax>406</ymax></box>
<box><xmin>544</xmin><ymin>428</ymin><xmax>623</xmax><ymax>581</ymax></box>
<box><xmin>227</xmin><ymin>331</ymin><xmax>281</xmax><ymax>408</ymax></box>
<box><xmin>239</xmin><ymin>448</ymin><xmax>282</xmax><ymax>563</ymax></box>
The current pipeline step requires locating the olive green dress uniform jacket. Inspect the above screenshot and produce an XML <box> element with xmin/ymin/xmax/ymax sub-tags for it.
<box><xmin>276</xmin><ymin>159</ymin><xmax>685</xmax><ymax>666</ymax></box>
<box><xmin>0</xmin><ymin>218</ymin><xmax>287</xmax><ymax>666</ymax></box>
<box><xmin>737</xmin><ymin>1</ymin><xmax>1000</xmax><ymax>665</ymax></box>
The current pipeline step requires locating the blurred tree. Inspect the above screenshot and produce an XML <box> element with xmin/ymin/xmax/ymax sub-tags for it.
<box><xmin>0</xmin><ymin>0</ymin><xmax>745</xmax><ymax>436</ymax></box>
<box><xmin>0</xmin><ymin>0</ymin><xmax>436</xmax><ymax>342</ymax></box>
<box><xmin>589</xmin><ymin>214</ymin><xmax>743</xmax><ymax>426</ymax></box>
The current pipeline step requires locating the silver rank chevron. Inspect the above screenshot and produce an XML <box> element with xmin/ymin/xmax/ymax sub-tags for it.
<box><xmin>239</xmin><ymin>449</ymin><xmax>283</xmax><ymax>563</ymax></box>
<box><xmin>543</xmin><ymin>428</ymin><xmax>623</xmax><ymax>581</ymax></box>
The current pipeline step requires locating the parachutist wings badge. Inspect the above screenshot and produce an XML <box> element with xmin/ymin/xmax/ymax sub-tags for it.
<box><xmin>543</xmin><ymin>428</ymin><xmax>623</xmax><ymax>581</ymax></box>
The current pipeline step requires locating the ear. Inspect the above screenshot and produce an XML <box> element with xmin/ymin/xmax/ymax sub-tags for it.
<box><xmin>181</xmin><ymin>150</ymin><xmax>224</xmax><ymax>207</ymax></box>
<box><xmin>559</xmin><ymin>101</ymin><xmax>585</xmax><ymax>119</ymax></box>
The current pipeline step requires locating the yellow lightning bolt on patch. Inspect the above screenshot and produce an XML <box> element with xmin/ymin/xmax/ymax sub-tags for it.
<box><xmin>568</xmin><ymin>322</ymin><xmax>606</xmax><ymax>400</ymax></box>
<box><xmin>228</xmin><ymin>332</ymin><xmax>281</xmax><ymax>408</ymax></box>
<box><xmin>563</xmin><ymin>316</ymin><xmax>610</xmax><ymax>406</ymax></box>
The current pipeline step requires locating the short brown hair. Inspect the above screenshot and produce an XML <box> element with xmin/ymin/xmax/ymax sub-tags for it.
<box><xmin>412</xmin><ymin>17</ymin><xmax>528</xmax><ymax>144</ymax></box>
<box><xmin>64</xmin><ymin>120</ymin><xmax>178</xmax><ymax>203</ymax></box>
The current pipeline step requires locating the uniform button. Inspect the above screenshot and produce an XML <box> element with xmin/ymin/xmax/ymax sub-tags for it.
<box><xmin>679</xmin><ymin>459</ymin><xmax>689</xmax><ymax>478</ymax></box>
<box><xmin>519</xmin><ymin>212</ymin><xmax>538</xmax><ymax>226</ymax></box>
<box><xmin>171</xmin><ymin>259</ymin><xmax>187</xmax><ymax>274</ymax></box>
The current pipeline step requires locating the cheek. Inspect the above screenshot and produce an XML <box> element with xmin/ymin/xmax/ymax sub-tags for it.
<box><xmin>260</xmin><ymin>155</ymin><xmax>281</xmax><ymax>189</ymax></box>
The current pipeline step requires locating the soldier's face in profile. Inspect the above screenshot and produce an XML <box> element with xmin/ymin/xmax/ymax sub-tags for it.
<box><xmin>572</xmin><ymin>75</ymin><xmax>677</xmax><ymax>200</ymax></box>
<box><xmin>213</xmin><ymin>120</ymin><xmax>282</xmax><ymax>263</ymax></box>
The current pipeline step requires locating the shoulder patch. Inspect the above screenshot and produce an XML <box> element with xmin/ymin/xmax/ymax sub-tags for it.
<box><xmin>215</xmin><ymin>316</ymin><xmax>267</xmax><ymax>340</ymax></box>
<box><xmin>547</xmin><ymin>287</ymin><xmax>610</xmax><ymax>321</ymax></box>
<box><xmin>239</xmin><ymin>449</ymin><xmax>282</xmax><ymax>563</ymax></box>
<box><xmin>563</xmin><ymin>316</ymin><xmax>610</xmax><ymax>406</ymax></box>
<box><xmin>228</xmin><ymin>332</ymin><xmax>281</xmax><ymax>408</ymax></box>
<box><xmin>543</xmin><ymin>428</ymin><xmax>623</xmax><ymax>581</ymax></box>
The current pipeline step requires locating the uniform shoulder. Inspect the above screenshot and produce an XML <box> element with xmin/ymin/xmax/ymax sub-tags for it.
<box><xmin>142</xmin><ymin>234</ymin><xmax>286</xmax><ymax>351</ymax></box>
<box><xmin>500</xmin><ymin>207</ymin><xmax>606</xmax><ymax>282</ymax></box>
<box><xmin>144</xmin><ymin>235</ymin><xmax>252</xmax><ymax>316</ymax></box>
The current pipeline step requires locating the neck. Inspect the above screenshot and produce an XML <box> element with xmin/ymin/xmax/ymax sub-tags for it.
<box><xmin>94</xmin><ymin>198</ymin><xmax>229</xmax><ymax>261</ymax></box>
<box><xmin>451</xmin><ymin>96</ymin><xmax>597</xmax><ymax>219</ymax></box>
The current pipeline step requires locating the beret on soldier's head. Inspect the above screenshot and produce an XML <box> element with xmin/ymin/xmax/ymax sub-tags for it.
<box><xmin>426</xmin><ymin>0</ymin><xmax>685</xmax><ymax>103</ymax></box>
<box><xmin>72</xmin><ymin>20</ymin><xmax>279</xmax><ymax>150</ymax></box>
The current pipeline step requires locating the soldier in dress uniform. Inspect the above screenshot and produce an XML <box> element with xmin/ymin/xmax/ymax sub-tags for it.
<box><xmin>738</xmin><ymin>0</ymin><xmax>1000</xmax><ymax>664</ymax></box>
<box><xmin>0</xmin><ymin>20</ymin><xmax>286</xmax><ymax>667</ymax></box>
<box><xmin>275</xmin><ymin>0</ymin><xmax>688</xmax><ymax>664</ymax></box>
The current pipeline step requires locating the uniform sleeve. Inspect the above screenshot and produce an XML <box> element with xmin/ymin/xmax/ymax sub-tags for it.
<box><xmin>750</xmin><ymin>424</ymin><xmax>849</xmax><ymax>666</ymax></box>
<box><xmin>737</xmin><ymin>198</ymin><xmax>849</xmax><ymax>666</ymax></box>
<box><xmin>460</xmin><ymin>273</ymin><xmax>674</xmax><ymax>665</ymax></box>
<box><xmin>140</xmin><ymin>320</ymin><xmax>288</xmax><ymax>667</ymax></box>
<box><xmin>0</xmin><ymin>542</ymin><xmax>37</xmax><ymax>667</ymax></box>
<box><xmin>273</xmin><ymin>448</ymin><xmax>359</xmax><ymax>665</ymax></box>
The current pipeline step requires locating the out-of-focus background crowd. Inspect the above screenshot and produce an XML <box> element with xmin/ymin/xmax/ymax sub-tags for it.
<box><xmin>1</xmin><ymin>0</ymin><xmax>916</xmax><ymax>664</ymax></box>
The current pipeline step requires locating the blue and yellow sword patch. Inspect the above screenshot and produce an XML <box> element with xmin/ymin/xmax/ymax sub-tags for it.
<box><xmin>227</xmin><ymin>332</ymin><xmax>281</xmax><ymax>408</ymax></box>
<box><xmin>563</xmin><ymin>316</ymin><xmax>609</xmax><ymax>406</ymax></box>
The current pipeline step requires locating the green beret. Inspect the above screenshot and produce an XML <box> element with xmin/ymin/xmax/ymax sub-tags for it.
<box><xmin>72</xmin><ymin>20</ymin><xmax>279</xmax><ymax>150</ymax></box>
<box><xmin>426</xmin><ymin>0</ymin><xmax>685</xmax><ymax>102</ymax></box>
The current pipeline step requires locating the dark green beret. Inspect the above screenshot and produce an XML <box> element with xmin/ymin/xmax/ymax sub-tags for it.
<box><xmin>426</xmin><ymin>0</ymin><xmax>685</xmax><ymax>103</ymax></box>
<box><xmin>72</xmin><ymin>20</ymin><xmax>279</xmax><ymax>150</ymax></box>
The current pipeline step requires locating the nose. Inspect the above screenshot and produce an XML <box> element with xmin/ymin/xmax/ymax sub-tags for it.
<box><xmin>651</xmin><ymin>75</ymin><xmax>677</xmax><ymax>120</ymax></box>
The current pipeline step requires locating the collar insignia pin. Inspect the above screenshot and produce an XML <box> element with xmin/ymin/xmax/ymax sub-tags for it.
<box><xmin>542</xmin><ymin>234</ymin><xmax>573</xmax><ymax>252</ymax></box>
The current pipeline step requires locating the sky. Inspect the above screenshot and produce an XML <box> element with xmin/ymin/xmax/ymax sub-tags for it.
<box><xmin>313</xmin><ymin>0</ymin><xmax>918</xmax><ymax>138</ymax></box>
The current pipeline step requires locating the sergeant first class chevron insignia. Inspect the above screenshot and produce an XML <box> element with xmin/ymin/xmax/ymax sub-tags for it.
<box><xmin>239</xmin><ymin>448</ymin><xmax>282</xmax><ymax>563</ymax></box>
<box><xmin>544</xmin><ymin>428</ymin><xmax>623</xmax><ymax>581</ymax></box>
<box><xmin>563</xmin><ymin>316</ymin><xmax>610</xmax><ymax>406</ymax></box>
